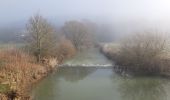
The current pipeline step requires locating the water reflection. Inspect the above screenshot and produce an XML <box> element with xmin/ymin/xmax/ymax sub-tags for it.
<box><xmin>117</xmin><ymin>77</ymin><xmax>169</xmax><ymax>100</ymax></box>
<box><xmin>56</xmin><ymin>67</ymin><xmax>97</xmax><ymax>82</ymax></box>
<box><xmin>33</xmin><ymin>67</ymin><xmax>97</xmax><ymax>100</ymax></box>
<box><xmin>33</xmin><ymin>75</ymin><xmax>61</xmax><ymax>100</ymax></box>
<box><xmin>33</xmin><ymin>68</ymin><xmax>170</xmax><ymax>100</ymax></box>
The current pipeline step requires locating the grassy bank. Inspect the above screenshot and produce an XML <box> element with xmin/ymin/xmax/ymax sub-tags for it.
<box><xmin>0</xmin><ymin>48</ymin><xmax>54</xmax><ymax>100</ymax></box>
<box><xmin>0</xmin><ymin>39</ymin><xmax>76</xmax><ymax>100</ymax></box>
<box><xmin>100</xmin><ymin>33</ymin><xmax>170</xmax><ymax>76</ymax></box>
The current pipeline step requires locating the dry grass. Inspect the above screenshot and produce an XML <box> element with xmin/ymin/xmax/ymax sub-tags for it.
<box><xmin>0</xmin><ymin>48</ymin><xmax>46</xmax><ymax>99</ymax></box>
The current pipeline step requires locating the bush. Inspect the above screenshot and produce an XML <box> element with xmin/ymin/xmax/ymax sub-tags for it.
<box><xmin>56</xmin><ymin>37</ymin><xmax>76</xmax><ymax>62</ymax></box>
<box><xmin>116</xmin><ymin>32</ymin><xmax>168</xmax><ymax>74</ymax></box>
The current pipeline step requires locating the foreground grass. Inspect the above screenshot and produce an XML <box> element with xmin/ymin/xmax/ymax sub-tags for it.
<box><xmin>0</xmin><ymin>48</ymin><xmax>51</xmax><ymax>100</ymax></box>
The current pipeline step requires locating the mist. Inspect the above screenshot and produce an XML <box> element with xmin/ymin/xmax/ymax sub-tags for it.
<box><xmin>2</xmin><ymin>1</ymin><xmax>170</xmax><ymax>99</ymax></box>
<box><xmin>1</xmin><ymin>0</ymin><xmax>170</xmax><ymax>42</ymax></box>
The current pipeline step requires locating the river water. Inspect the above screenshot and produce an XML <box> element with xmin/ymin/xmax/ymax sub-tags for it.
<box><xmin>32</xmin><ymin>48</ymin><xmax>170</xmax><ymax>100</ymax></box>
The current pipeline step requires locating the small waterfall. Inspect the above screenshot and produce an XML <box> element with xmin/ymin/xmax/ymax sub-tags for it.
<box><xmin>62</xmin><ymin>48</ymin><xmax>113</xmax><ymax>67</ymax></box>
<box><xmin>59</xmin><ymin>63</ymin><xmax>113</xmax><ymax>67</ymax></box>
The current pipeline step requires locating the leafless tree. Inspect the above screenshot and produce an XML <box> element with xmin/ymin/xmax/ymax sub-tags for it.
<box><xmin>26</xmin><ymin>14</ymin><xmax>57</xmax><ymax>62</ymax></box>
<box><xmin>63</xmin><ymin>21</ymin><xmax>93</xmax><ymax>50</ymax></box>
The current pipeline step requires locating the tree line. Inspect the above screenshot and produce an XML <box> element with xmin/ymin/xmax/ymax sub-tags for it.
<box><xmin>26</xmin><ymin>14</ymin><xmax>96</xmax><ymax>62</ymax></box>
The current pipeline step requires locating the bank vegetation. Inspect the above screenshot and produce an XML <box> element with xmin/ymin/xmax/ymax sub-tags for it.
<box><xmin>101</xmin><ymin>32</ymin><xmax>170</xmax><ymax>75</ymax></box>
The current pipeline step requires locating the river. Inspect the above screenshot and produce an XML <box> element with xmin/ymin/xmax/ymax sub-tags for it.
<box><xmin>32</xmin><ymin>48</ymin><xmax>170</xmax><ymax>100</ymax></box>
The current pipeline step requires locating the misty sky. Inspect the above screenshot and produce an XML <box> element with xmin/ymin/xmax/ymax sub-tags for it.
<box><xmin>1</xmin><ymin>0</ymin><xmax>170</xmax><ymax>25</ymax></box>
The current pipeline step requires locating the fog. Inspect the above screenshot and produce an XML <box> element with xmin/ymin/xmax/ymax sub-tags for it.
<box><xmin>1</xmin><ymin>0</ymin><xmax>170</xmax><ymax>42</ymax></box>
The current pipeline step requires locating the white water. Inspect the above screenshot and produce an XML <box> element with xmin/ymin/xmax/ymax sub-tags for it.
<box><xmin>63</xmin><ymin>48</ymin><xmax>113</xmax><ymax>67</ymax></box>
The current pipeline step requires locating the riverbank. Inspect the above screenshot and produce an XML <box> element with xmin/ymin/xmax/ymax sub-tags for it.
<box><xmin>0</xmin><ymin>48</ymin><xmax>59</xmax><ymax>100</ymax></box>
<box><xmin>99</xmin><ymin>43</ymin><xmax>120</xmax><ymax>61</ymax></box>
<box><xmin>100</xmin><ymin>43</ymin><xmax>170</xmax><ymax>76</ymax></box>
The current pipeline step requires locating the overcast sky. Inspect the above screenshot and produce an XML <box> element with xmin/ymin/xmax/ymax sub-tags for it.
<box><xmin>1</xmin><ymin>0</ymin><xmax>170</xmax><ymax>25</ymax></box>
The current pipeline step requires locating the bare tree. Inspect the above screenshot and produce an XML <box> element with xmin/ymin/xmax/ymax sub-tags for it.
<box><xmin>26</xmin><ymin>14</ymin><xmax>57</xmax><ymax>62</ymax></box>
<box><xmin>63</xmin><ymin>21</ymin><xmax>92</xmax><ymax>50</ymax></box>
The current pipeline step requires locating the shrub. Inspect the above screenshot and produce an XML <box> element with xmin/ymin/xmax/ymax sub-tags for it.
<box><xmin>116</xmin><ymin>32</ymin><xmax>168</xmax><ymax>74</ymax></box>
<box><xmin>56</xmin><ymin>37</ymin><xmax>76</xmax><ymax>62</ymax></box>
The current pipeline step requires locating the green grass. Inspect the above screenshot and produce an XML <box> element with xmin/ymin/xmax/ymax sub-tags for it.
<box><xmin>0</xmin><ymin>43</ymin><xmax>25</xmax><ymax>49</ymax></box>
<box><xmin>0</xmin><ymin>84</ymin><xmax>10</xmax><ymax>93</ymax></box>
<box><xmin>0</xmin><ymin>60</ymin><xmax>6</xmax><ymax>69</ymax></box>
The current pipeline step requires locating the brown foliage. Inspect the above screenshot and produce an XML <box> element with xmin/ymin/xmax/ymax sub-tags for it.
<box><xmin>115</xmin><ymin>32</ymin><xmax>169</xmax><ymax>73</ymax></box>
<box><xmin>56</xmin><ymin>37</ymin><xmax>76</xmax><ymax>62</ymax></box>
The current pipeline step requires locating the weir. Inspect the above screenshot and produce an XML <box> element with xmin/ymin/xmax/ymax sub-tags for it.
<box><xmin>63</xmin><ymin>48</ymin><xmax>113</xmax><ymax>67</ymax></box>
<box><xmin>59</xmin><ymin>64</ymin><xmax>113</xmax><ymax>68</ymax></box>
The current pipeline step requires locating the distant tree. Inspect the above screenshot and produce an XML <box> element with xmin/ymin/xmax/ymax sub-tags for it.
<box><xmin>83</xmin><ymin>20</ymin><xmax>98</xmax><ymax>45</ymax></box>
<box><xmin>63</xmin><ymin>21</ymin><xmax>93</xmax><ymax>50</ymax></box>
<box><xmin>26</xmin><ymin>14</ymin><xmax>57</xmax><ymax>62</ymax></box>
<box><xmin>56</xmin><ymin>37</ymin><xmax>76</xmax><ymax>62</ymax></box>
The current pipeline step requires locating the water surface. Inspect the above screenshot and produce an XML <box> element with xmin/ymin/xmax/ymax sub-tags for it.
<box><xmin>32</xmin><ymin>67</ymin><xmax>170</xmax><ymax>100</ymax></box>
<box><xmin>64</xmin><ymin>48</ymin><xmax>112</xmax><ymax>65</ymax></box>
<box><xmin>32</xmin><ymin>48</ymin><xmax>170</xmax><ymax>100</ymax></box>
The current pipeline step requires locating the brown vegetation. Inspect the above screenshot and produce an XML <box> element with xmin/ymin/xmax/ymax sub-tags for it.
<box><xmin>102</xmin><ymin>32</ymin><xmax>170</xmax><ymax>75</ymax></box>
<box><xmin>0</xmin><ymin>48</ymin><xmax>49</xmax><ymax>99</ymax></box>
<box><xmin>56</xmin><ymin>37</ymin><xmax>76</xmax><ymax>63</ymax></box>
